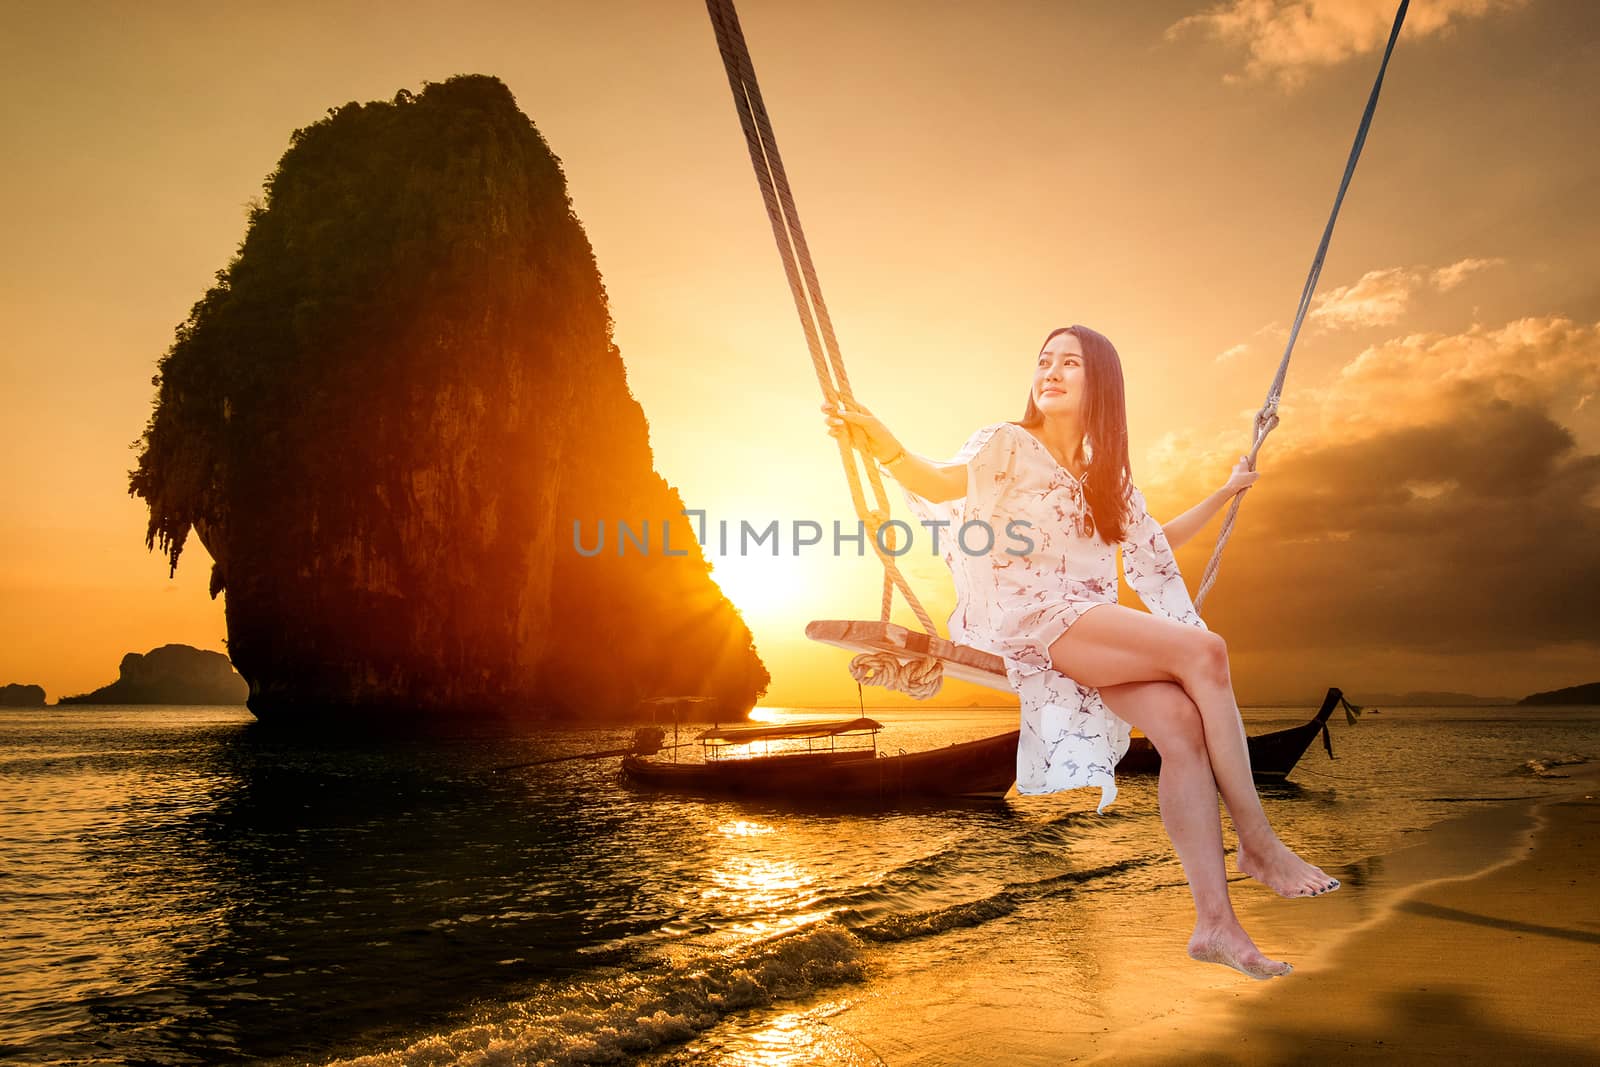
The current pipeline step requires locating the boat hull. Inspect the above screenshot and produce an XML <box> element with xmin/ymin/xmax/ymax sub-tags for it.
<box><xmin>1115</xmin><ymin>687</ymin><xmax>1343</xmax><ymax>782</ymax></box>
<box><xmin>622</xmin><ymin>730</ymin><xmax>1020</xmax><ymax>800</ymax></box>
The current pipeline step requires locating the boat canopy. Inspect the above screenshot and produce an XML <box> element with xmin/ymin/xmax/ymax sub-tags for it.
<box><xmin>697</xmin><ymin>717</ymin><xmax>883</xmax><ymax>746</ymax></box>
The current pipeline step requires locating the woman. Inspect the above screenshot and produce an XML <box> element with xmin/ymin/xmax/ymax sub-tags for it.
<box><xmin>823</xmin><ymin>324</ymin><xmax>1338</xmax><ymax>980</ymax></box>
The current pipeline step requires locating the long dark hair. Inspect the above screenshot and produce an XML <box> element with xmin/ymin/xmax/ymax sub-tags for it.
<box><xmin>1016</xmin><ymin>325</ymin><xmax>1132</xmax><ymax>543</ymax></box>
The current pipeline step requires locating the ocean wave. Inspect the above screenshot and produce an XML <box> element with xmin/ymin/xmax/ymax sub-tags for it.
<box><xmin>849</xmin><ymin>888</ymin><xmax>1021</xmax><ymax>941</ymax></box>
<box><xmin>320</xmin><ymin>923</ymin><xmax>866</xmax><ymax>1066</ymax></box>
<box><xmin>588</xmin><ymin>808</ymin><xmax>1136</xmax><ymax>959</ymax></box>
<box><xmin>320</xmin><ymin>851</ymin><xmax>1158</xmax><ymax>1064</ymax></box>
<box><xmin>1520</xmin><ymin>753</ymin><xmax>1591</xmax><ymax>778</ymax></box>
<box><xmin>819</xmin><ymin>809</ymin><xmax>1117</xmax><ymax>898</ymax></box>
<box><xmin>845</xmin><ymin>857</ymin><xmax>1150</xmax><ymax>943</ymax></box>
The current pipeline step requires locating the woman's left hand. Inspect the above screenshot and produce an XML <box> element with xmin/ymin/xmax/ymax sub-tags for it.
<box><xmin>1222</xmin><ymin>454</ymin><xmax>1260</xmax><ymax>497</ymax></box>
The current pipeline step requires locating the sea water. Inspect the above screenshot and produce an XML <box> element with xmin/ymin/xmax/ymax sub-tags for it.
<box><xmin>1</xmin><ymin>703</ymin><xmax>1595</xmax><ymax>1064</ymax></box>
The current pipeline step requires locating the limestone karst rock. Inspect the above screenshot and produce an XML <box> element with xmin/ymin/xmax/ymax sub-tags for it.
<box><xmin>128</xmin><ymin>75</ymin><xmax>769</xmax><ymax>723</ymax></box>
<box><xmin>0</xmin><ymin>683</ymin><xmax>47</xmax><ymax>707</ymax></box>
<box><xmin>57</xmin><ymin>644</ymin><xmax>248</xmax><ymax>705</ymax></box>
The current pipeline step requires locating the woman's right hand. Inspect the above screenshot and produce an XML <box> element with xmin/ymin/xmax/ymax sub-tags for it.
<box><xmin>822</xmin><ymin>400</ymin><xmax>901</xmax><ymax>463</ymax></box>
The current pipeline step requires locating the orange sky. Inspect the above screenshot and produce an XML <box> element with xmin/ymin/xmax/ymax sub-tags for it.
<box><xmin>3</xmin><ymin>1</ymin><xmax>1597</xmax><ymax>707</ymax></box>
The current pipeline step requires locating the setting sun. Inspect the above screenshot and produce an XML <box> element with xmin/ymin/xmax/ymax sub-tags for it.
<box><xmin>708</xmin><ymin>551</ymin><xmax>813</xmax><ymax>627</ymax></box>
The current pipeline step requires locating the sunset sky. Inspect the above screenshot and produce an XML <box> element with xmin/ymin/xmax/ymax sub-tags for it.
<box><xmin>3</xmin><ymin>0</ymin><xmax>1597</xmax><ymax>707</ymax></box>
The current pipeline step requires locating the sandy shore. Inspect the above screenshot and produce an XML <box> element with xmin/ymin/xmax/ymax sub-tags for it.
<box><xmin>1092</xmin><ymin>778</ymin><xmax>1600</xmax><ymax>1065</ymax></box>
<box><xmin>809</xmin><ymin>770</ymin><xmax>1600</xmax><ymax>1066</ymax></box>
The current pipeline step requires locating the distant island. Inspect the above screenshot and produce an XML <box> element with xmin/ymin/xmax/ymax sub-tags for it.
<box><xmin>0</xmin><ymin>683</ymin><xmax>47</xmax><ymax>707</ymax></box>
<box><xmin>1353</xmin><ymin>690</ymin><xmax>1515</xmax><ymax>706</ymax></box>
<box><xmin>1255</xmin><ymin>683</ymin><xmax>1599</xmax><ymax>708</ymax></box>
<box><xmin>57</xmin><ymin>644</ymin><xmax>249</xmax><ymax>705</ymax></box>
<box><xmin>1520</xmin><ymin>681</ymin><xmax>1600</xmax><ymax>706</ymax></box>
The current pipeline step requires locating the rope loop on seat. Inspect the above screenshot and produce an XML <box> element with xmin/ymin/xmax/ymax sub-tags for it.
<box><xmin>847</xmin><ymin>651</ymin><xmax>944</xmax><ymax>700</ymax></box>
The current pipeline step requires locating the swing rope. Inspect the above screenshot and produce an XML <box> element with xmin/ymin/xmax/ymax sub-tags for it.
<box><xmin>1194</xmin><ymin>0</ymin><xmax>1410</xmax><ymax>611</ymax></box>
<box><xmin>705</xmin><ymin>0</ymin><xmax>946</xmax><ymax>697</ymax></box>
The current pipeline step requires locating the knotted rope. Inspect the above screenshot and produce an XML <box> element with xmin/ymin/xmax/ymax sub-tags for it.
<box><xmin>1195</xmin><ymin>0</ymin><xmax>1409</xmax><ymax>611</ymax></box>
<box><xmin>847</xmin><ymin>650</ymin><xmax>945</xmax><ymax>700</ymax></box>
<box><xmin>705</xmin><ymin>0</ymin><xmax>943</xmax><ymax>695</ymax></box>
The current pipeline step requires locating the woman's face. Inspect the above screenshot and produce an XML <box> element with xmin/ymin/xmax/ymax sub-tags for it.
<box><xmin>1033</xmin><ymin>331</ymin><xmax>1087</xmax><ymax>420</ymax></box>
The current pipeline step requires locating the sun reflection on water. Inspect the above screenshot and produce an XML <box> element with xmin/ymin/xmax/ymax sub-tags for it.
<box><xmin>695</xmin><ymin>818</ymin><xmax>836</xmax><ymax>940</ymax></box>
<box><xmin>663</xmin><ymin>998</ymin><xmax>880</xmax><ymax>1066</ymax></box>
<box><xmin>703</xmin><ymin>855</ymin><xmax>811</xmax><ymax>909</ymax></box>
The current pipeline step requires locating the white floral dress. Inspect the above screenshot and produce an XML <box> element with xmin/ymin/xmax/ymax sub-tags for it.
<box><xmin>899</xmin><ymin>421</ymin><xmax>1209</xmax><ymax>812</ymax></box>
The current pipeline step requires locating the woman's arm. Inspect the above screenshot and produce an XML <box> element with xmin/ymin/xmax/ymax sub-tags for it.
<box><xmin>823</xmin><ymin>402</ymin><xmax>967</xmax><ymax>503</ymax></box>
<box><xmin>1121</xmin><ymin>485</ymin><xmax>1208</xmax><ymax>630</ymax></box>
<box><xmin>1161</xmin><ymin>455</ymin><xmax>1259</xmax><ymax>550</ymax></box>
<box><xmin>880</xmin><ymin>451</ymin><xmax>968</xmax><ymax>503</ymax></box>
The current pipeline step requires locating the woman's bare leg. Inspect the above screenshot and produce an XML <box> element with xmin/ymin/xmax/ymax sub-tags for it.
<box><xmin>1097</xmin><ymin>679</ymin><xmax>1291</xmax><ymax>978</ymax></box>
<box><xmin>1050</xmin><ymin>604</ymin><xmax>1339</xmax><ymax>898</ymax></box>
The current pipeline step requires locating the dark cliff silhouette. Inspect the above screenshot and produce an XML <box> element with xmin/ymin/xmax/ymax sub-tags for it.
<box><xmin>0</xmin><ymin>683</ymin><xmax>47</xmax><ymax>707</ymax></box>
<box><xmin>58</xmin><ymin>644</ymin><xmax>249</xmax><ymax>705</ymax></box>
<box><xmin>1521</xmin><ymin>681</ymin><xmax>1600</xmax><ymax>706</ymax></box>
<box><xmin>128</xmin><ymin>75</ymin><xmax>769</xmax><ymax>723</ymax></box>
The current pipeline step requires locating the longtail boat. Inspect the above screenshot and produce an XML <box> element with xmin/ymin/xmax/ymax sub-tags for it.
<box><xmin>621</xmin><ymin>717</ymin><xmax>1019</xmax><ymax>799</ymax></box>
<box><xmin>620</xmin><ymin>688</ymin><xmax>1352</xmax><ymax>800</ymax></box>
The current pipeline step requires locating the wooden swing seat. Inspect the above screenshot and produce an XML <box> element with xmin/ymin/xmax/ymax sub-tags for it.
<box><xmin>804</xmin><ymin>619</ymin><xmax>1011</xmax><ymax>693</ymax></box>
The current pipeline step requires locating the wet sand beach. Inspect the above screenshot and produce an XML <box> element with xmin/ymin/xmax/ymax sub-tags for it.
<box><xmin>1096</xmin><ymin>779</ymin><xmax>1600</xmax><ymax>1066</ymax></box>
<box><xmin>808</xmin><ymin>768</ymin><xmax>1600</xmax><ymax>1066</ymax></box>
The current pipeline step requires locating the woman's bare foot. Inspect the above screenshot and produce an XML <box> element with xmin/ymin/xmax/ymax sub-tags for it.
<box><xmin>1187</xmin><ymin>922</ymin><xmax>1292</xmax><ymax>979</ymax></box>
<box><xmin>1237</xmin><ymin>836</ymin><xmax>1340</xmax><ymax>898</ymax></box>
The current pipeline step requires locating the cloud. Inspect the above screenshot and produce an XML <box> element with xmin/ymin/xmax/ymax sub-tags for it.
<box><xmin>1431</xmin><ymin>256</ymin><xmax>1501</xmax><ymax>291</ymax></box>
<box><xmin>1144</xmin><ymin>315</ymin><xmax>1600</xmax><ymax>667</ymax></box>
<box><xmin>1308</xmin><ymin>258</ymin><xmax>1504</xmax><ymax>330</ymax></box>
<box><xmin>1309</xmin><ymin>266</ymin><xmax>1420</xmax><ymax>329</ymax></box>
<box><xmin>1310</xmin><ymin>315</ymin><xmax>1600</xmax><ymax>435</ymax></box>
<box><xmin>1305</xmin><ymin>255</ymin><xmax>1504</xmax><ymax>327</ymax></box>
<box><xmin>1209</xmin><ymin>259</ymin><xmax>1505</xmax><ymax>377</ymax></box>
<box><xmin>1167</xmin><ymin>0</ymin><xmax>1530</xmax><ymax>89</ymax></box>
